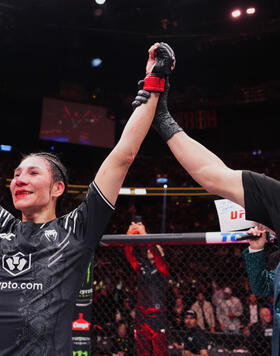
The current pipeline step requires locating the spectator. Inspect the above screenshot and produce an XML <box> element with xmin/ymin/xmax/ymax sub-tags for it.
<box><xmin>191</xmin><ymin>292</ymin><xmax>215</xmax><ymax>332</ymax></box>
<box><xmin>246</xmin><ymin>307</ymin><xmax>273</xmax><ymax>356</ymax></box>
<box><xmin>216</xmin><ymin>287</ymin><xmax>243</xmax><ymax>333</ymax></box>
<box><xmin>115</xmin><ymin>295</ymin><xmax>136</xmax><ymax>330</ymax></box>
<box><xmin>111</xmin><ymin>320</ymin><xmax>135</xmax><ymax>356</ymax></box>
<box><xmin>241</xmin><ymin>293</ymin><xmax>261</xmax><ymax>333</ymax></box>
<box><xmin>92</xmin><ymin>285</ymin><xmax>117</xmax><ymax>332</ymax></box>
<box><xmin>211</xmin><ymin>280</ymin><xmax>224</xmax><ymax>310</ymax></box>
<box><xmin>169</xmin><ymin>295</ymin><xmax>187</xmax><ymax>330</ymax></box>
<box><xmin>124</xmin><ymin>218</ymin><xmax>169</xmax><ymax>356</ymax></box>
<box><xmin>264</xmin><ymin>296</ymin><xmax>274</xmax><ymax>317</ymax></box>
<box><xmin>172</xmin><ymin>309</ymin><xmax>209</xmax><ymax>356</ymax></box>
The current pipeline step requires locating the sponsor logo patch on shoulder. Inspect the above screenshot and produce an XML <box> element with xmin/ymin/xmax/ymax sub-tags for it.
<box><xmin>0</xmin><ymin>233</ymin><xmax>15</xmax><ymax>241</ymax></box>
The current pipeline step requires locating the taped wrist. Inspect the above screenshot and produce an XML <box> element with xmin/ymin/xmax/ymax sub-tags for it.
<box><xmin>143</xmin><ymin>75</ymin><xmax>165</xmax><ymax>92</ymax></box>
<box><xmin>153</xmin><ymin>112</ymin><xmax>183</xmax><ymax>142</ymax></box>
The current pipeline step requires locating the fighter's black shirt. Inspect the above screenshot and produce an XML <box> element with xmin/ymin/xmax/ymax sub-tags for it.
<box><xmin>242</xmin><ymin>170</ymin><xmax>280</xmax><ymax>237</ymax></box>
<box><xmin>0</xmin><ymin>182</ymin><xmax>114</xmax><ymax>356</ymax></box>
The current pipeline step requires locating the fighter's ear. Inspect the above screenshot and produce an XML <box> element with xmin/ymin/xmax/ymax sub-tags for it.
<box><xmin>52</xmin><ymin>181</ymin><xmax>65</xmax><ymax>198</ymax></box>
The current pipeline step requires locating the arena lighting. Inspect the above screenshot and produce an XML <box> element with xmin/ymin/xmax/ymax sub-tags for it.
<box><xmin>246</xmin><ymin>7</ymin><xmax>256</xmax><ymax>15</ymax></box>
<box><xmin>119</xmin><ymin>188</ymin><xmax>131</xmax><ymax>195</ymax></box>
<box><xmin>118</xmin><ymin>188</ymin><xmax>147</xmax><ymax>195</ymax></box>
<box><xmin>0</xmin><ymin>144</ymin><xmax>12</xmax><ymax>152</ymax></box>
<box><xmin>134</xmin><ymin>188</ymin><xmax>147</xmax><ymax>195</ymax></box>
<box><xmin>91</xmin><ymin>58</ymin><xmax>102</xmax><ymax>67</ymax></box>
<box><xmin>231</xmin><ymin>9</ymin><xmax>242</xmax><ymax>18</ymax></box>
<box><xmin>95</xmin><ymin>0</ymin><xmax>106</xmax><ymax>4</ymax></box>
<box><xmin>157</xmin><ymin>177</ymin><xmax>168</xmax><ymax>183</ymax></box>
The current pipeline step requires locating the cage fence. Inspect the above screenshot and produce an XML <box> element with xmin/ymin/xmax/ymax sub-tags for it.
<box><xmin>88</xmin><ymin>233</ymin><xmax>275</xmax><ymax>356</ymax></box>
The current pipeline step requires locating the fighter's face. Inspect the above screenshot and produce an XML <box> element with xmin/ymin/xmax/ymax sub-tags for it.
<box><xmin>10</xmin><ymin>156</ymin><xmax>54</xmax><ymax>215</ymax></box>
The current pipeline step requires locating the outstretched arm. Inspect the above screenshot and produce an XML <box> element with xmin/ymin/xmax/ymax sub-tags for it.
<box><xmin>95</xmin><ymin>42</ymin><xmax>175</xmax><ymax>206</ymax></box>
<box><xmin>158</xmin><ymin>80</ymin><xmax>244</xmax><ymax>205</ymax></box>
<box><xmin>95</xmin><ymin>92</ymin><xmax>159</xmax><ymax>206</ymax></box>
<box><xmin>132</xmin><ymin>74</ymin><xmax>244</xmax><ymax>206</ymax></box>
<box><xmin>124</xmin><ymin>245</ymin><xmax>140</xmax><ymax>273</ymax></box>
<box><xmin>166</xmin><ymin>132</ymin><xmax>244</xmax><ymax>206</ymax></box>
<box><xmin>149</xmin><ymin>246</ymin><xmax>169</xmax><ymax>277</ymax></box>
<box><xmin>242</xmin><ymin>224</ymin><xmax>275</xmax><ymax>297</ymax></box>
<box><xmin>124</xmin><ymin>221</ymin><xmax>147</xmax><ymax>273</ymax></box>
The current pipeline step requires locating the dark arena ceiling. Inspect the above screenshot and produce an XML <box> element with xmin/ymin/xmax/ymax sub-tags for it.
<box><xmin>0</xmin><ymin>0</ymin><xmax>280</xmax><ymax>148</ymax></box>
<box><xmin>1</xmin><ymin>0</ymin><xmax>280</xmax><ymax>87</ymax></box>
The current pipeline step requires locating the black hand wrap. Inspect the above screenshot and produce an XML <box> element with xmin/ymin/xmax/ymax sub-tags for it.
<box><xmin>153</xmin><ymin>77</ymin><xmax>183</xmax><ymax>142</ymax></box>
<box><xmin>132</xmin><ymin>78</ymin><xmax>183</xmax><ymax>141</ymax></box>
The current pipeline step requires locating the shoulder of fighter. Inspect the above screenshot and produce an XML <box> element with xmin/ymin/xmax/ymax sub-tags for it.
<box><xmin>59</xmin><ymin>207</ymin><xmax>80</xmax><ymax>234</ymax></box>
<box><xmin>0</xmin><ymin>206</ymin><xmax>17</xmax><ymax>234</ymax></box>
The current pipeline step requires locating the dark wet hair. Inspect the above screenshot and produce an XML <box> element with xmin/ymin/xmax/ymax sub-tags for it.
<box><xmin>21</xmin><ymin>152</ymin><xmax>69</xmax><ymax>208</ymax></box>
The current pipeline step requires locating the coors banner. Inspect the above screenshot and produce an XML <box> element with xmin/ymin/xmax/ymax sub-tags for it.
<box><xmin>72</xmin><ymin>261</ymin><xmax>93</xmax><ymax>356</ymax></box>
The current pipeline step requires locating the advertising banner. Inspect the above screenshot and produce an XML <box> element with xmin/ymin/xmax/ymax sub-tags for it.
<box><xmin>72</xmin><ymin>261</ymin><xmax>93</xmax><ymax>356</ymax></box>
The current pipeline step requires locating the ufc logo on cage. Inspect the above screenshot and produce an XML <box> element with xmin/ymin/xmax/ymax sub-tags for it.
<box><xmin>2</xmin><ymin>252</ymin><xmax>32</xmax><ymax>276</ymax></box>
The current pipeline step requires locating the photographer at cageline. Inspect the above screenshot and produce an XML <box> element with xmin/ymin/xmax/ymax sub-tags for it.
<box><xmin>124</xmin><ymin>217</ymin><xmax>169</xmax><ymax>356</ymax></box>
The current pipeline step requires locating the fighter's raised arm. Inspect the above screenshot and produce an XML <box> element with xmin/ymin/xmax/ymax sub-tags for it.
<box><xmin>132</xmin><ymin>72</ymin><xmax>244</xmax><ymax>207</ymax></box>
<box><xmin>94</xmin><ymin>42</ymin><xmax>175</xmax><ymax>206</ymax></box>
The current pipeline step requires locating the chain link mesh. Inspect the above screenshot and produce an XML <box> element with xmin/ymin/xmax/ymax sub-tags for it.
<box><xmin>91</xmin><ymin>241</ymin><xmax>275</xmax><ymax>356</ymax></box>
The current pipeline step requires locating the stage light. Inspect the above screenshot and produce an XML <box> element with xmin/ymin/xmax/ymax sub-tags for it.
<box><xmin>231</xmin><ymin>9</ymin><xmax>242</xmax><ymax>18</ymax></box>
<box><xmin>91</xmin><ymin>58</ymin><xmax>102</xmax><ymax>67</ymax></box>
<box><xmin>156</xmin><ymin>177</ymin><xmax>168</xmax><ymax>183</ymax></box>
<box><xmin>95</xmin><ymin>0</ymin><xmax>106</xmax><ymax>4</ymax></box>
<box><xmin>0</xmin><ymin>144</ymin><xmax>12</xmax><ymax>152</ymax></box>
<box><xmin>246</xmin><ymin>7</ymin><xmax>256</xmax><ymax>15</ymax></box>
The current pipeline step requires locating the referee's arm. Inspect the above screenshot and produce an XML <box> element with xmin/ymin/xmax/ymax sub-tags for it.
<box><xmin>166</xmin><ymin>131</ymin><xmax>244</xmax><ymax>207</ymax></box>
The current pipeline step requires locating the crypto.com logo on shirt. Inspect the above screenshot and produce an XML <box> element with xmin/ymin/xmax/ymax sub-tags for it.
<box><xmin>2</xmin><ymin>252</ymin><xmax>32</xmax><ymax>276</ymax></box>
